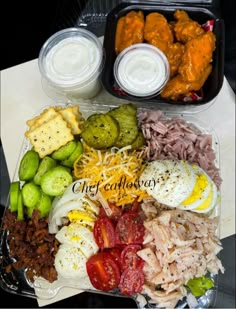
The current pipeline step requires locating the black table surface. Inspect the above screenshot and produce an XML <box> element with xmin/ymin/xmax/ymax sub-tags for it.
<box><xmin>0</xmin><ymin>0</ymin><xmax>235</xmax><ymax>308</ymax></box>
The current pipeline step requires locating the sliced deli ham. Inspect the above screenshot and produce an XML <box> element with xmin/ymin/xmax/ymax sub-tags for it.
<box><xmin>138</xmin><ymin>110</ymin><xmax>222</xmax><ymax>188</ymax></box>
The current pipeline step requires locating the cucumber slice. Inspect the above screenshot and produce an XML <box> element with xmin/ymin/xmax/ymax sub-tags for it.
<box><xmin>61</xmin><ymin>141</ymin><xmax>83</xmax><ymax>167</ymax></box>
<box><xmin>34</xmin><ymin>156</ymin><xmax>57</xmax><ymax>185</ymax></box>
<box><xmin>81</xmin><ymin>114</ymin><xmax>119</xmax><ymax>149</ymax></box>
<box><xmin>131</xmin><ymin>131</ymin><xmax>145</xmax><ymax>150</ymax></box>
<box><xmin>41</xmin><ymin>166</ymin><xmax>73</xmax><ymax>196</ymax></box>
<box><xmin>17</xmin><ymin>191</ymin><xmax>24</xmax><ymax>221</ymax></box>
<box><xmin>107</xmin><ymin>104</ymin><xmax>138</xmax><ymax>148</ymax></box>
<box><xmin>36</xmin><ymin>193</ymin><xmax>52</xmax><ymax>218</ymax></box>
<box><xmin>19</xmin><ymin>150</ymin><xmax>39</xmax><ymax>181</ymax></box>
<box><xmin>22</xmin><ymin>182</ymin><xmax>41</xmax><ymax>208</ymax></box>
<box><xmin>51</xmin><ymin>141</ymin><xmax>77</xmax><ymax>161</ymax></box>
<box><xmin>10</xmin><ymin>181</ymin><xmax>20</xmax><ymax>212</ymax></box>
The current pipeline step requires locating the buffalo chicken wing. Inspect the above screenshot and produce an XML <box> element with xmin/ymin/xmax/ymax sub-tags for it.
<box><xmin>173</xmin><ymin>10</ymin><xmax>205</xmax><ymax>43</ymax></box>
<box><xmin>115</xmin><ymin>11</ymin><xmax>145</xmax><ymax>54</ymax></box>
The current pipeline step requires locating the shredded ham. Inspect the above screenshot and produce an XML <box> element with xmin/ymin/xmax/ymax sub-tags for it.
<box><xmin>137</xmin><ymin>200</ymin><xmax>224</xmax><ymax>308</ymax></box>
<box><xmin>138</xmin><ymin>110</ymin><xmax>222</xmax><ymax>188</ymax></box>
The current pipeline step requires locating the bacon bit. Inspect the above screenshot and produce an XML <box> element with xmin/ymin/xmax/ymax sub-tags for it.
<box><xmin>2</xmin><ymin>209</ymin><xmax>59</xmax><ymax>283</ymax></box>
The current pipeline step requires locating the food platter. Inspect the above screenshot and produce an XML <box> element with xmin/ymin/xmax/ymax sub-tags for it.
<box><xmin>0</xmin><ymin>102</ymin><xmax>223</xmax><ymax>308</ymax></box>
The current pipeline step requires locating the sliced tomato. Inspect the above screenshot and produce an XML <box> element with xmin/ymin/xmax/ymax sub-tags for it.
<box><xmin>115</xmin><ymin>212</ymin><xmax>144</xmax><ymax>245</ymax></box>
<box><xmin>104</xmin><ymin>247</ymin><xmax>122</xmax><ymax>270</ymax></box>
<box><xmin>94</xmin><ymin>217</ymin><xmax>116</xmax><ymax>249</ymax></box>
<box><xmin>86</xmin><ymin>252</ymin><xmax>120</xmax><ymax>291</ymax></box>
<box><xmin>119</xmin><ymin>268</ymin><xmax>144</xmax><ymax>296</ymax></box>
<box><xmin>120</xmin><ymin>244</ymin><xmax>144</xmax><ymax>271</ymax></box>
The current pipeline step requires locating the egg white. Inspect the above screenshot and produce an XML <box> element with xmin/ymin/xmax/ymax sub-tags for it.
<box><xmin>49</xmin><ymin>196</ymin><xmax>99</xmax><ymax>233</ymax></box>
<box><xmin>140</xmin><ymin>160</ymin><xmax>196</xmax><ymax>207</ymax></box>
<box><xmin>54</xmin><ymin>244</ymin><xmax>88</xmax><ymax>280</ymax></box>
<box><xmin>56</xmin><ymin>223</ymin><xmax>98</xmax><ymax>258</ymax></box>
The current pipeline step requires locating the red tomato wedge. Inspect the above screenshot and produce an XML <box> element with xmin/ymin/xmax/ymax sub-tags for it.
<box><xmin>119</xmin><ymin>268</ymin><xmax>144</xmax><ymax>295</ymax></box>
<box><xmin>115</xmin><ymin>212</ymin><xmax>144</xmax><ymax>245</ymax></box>
<box><xmin>86</xmin><ymin>252</ymin><xmax>120</xmax><ymax>291</ymax></box>
<box><xmin>94</xmin><ymin>217</ymin><xmax>116</xmax><ymax>249</ymax></box>
<box><xmin>104</xmin><ymin>247</ymin><xmax>122</xmax><ymax>270</ymax></box>
<box><xmin>120</xmin><ymin>244</ymin><xmax>144</xmax><ymax>271</ymax></box>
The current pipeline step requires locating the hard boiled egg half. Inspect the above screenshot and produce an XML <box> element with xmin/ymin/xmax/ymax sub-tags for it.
<box><xmin>140</xmin><ymin>160</ymin><xmax>219</xmax><ymax>213</ymax></box>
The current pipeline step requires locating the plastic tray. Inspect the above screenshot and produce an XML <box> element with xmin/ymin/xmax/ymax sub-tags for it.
<box><xmin>101</xmin><ymin>1</ymin><xmax>224</xmax><ymax>109</ymax></box>
<box><xmin>0</xmin><ymin>102</ymin><xmax>221</xmax><ymax>308</ymax></box>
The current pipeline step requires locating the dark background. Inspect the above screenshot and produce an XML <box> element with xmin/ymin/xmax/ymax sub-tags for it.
<box><xmin>0</xmin><ymin>0</ymin><xmax>235</xmax><ymax>307</ymax></box>
<box><xmin>0</xmin><ymin>0</ymin><xmax>235</xmax><ymax>93</ymax></box>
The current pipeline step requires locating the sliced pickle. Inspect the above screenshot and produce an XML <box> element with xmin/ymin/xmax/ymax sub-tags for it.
<box><xmin>81</xmin><ymin>114</ymin><xmax>119</xmax><ymax>149</ymax></box>
<box><xmin>131</xmin><ymin>130</ymin><xmax>145</xmax><ymax>150</ymax></box>
<box><xmin>107</xmin><ymin>104</ymin><xmax>138</xmax><ymax>148</ymax></box>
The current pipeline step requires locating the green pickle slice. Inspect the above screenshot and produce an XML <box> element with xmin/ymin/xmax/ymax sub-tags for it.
<box><xmin>107</xmin><ymin>104</ymin><xmax>138</xmax><ymax>148</ymax></box>
<box><xmin>19</xmin><ymin>150</ymin><xmax>39</xmax><ymax>181</ymax></box>
<box><xmin>81</xmin><ymin>114</ymin><xmax>119</xmax><ymax>149</ymax></box>
<box><xmin>131</xmin><ymin>131</ymin><xmax>145</xmax><ymax>150</ymax></box>
<box><xmin>41</xmin><ymin>166</ymin><xmax>73</xmax><ymax>196</ymax></box>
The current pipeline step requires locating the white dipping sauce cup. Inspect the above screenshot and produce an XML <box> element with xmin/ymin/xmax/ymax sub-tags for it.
<box><xmin>38</xmin><ymin>28</ymin><xmax>104</xmax><ymax>100</ymax></box>
<box><xmin>114</xmin><ymin>43</ymin><xmax>170</xmax><ymax>98</ymax></box>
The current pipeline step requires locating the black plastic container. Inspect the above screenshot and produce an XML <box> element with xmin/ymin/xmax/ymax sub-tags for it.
<box><xmin>102</xmin><ymin>1</ymin><xmax>225</xmax><ymax>106</ymax></box>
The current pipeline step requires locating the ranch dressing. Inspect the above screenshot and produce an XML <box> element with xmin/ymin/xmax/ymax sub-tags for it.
<box><xmin>45</xmin><ymin>37</ymin><xmax>100</xmax><ymax>85</ymax></box>
<box><xmin>114</xmin><ymin>44</ymin><xmax>169</xmax><ymax>97</ymax></box>
<box><xmin>39</xmin><ymin>28</ymin><xmax>104</xmax><ymax>100</ymax></box>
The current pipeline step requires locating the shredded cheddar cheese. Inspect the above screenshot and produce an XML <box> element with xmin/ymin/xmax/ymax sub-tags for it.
<box><xmin>73</xmin><ymin>143</ymin><xmax>149</xmax><ymax>206</ymax></box>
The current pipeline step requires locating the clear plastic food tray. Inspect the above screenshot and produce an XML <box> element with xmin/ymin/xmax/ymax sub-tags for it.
<box><xmin>0</xmin><ymin>102</ymin><xmax>221</xmax><ymax>308</ymax></box>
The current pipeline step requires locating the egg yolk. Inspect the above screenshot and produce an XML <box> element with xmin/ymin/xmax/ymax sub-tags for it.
<box><xmin>68</xmin><ymin>210</ymin><xmax>95</xmax><ymax>222</ymax></box>
<box><xmin>195</xmin><ymin>185</ymin><xmax>213</xmax><ymax>210</ymax></box>
<box><xmin>181</xmin><ymin>173</ymin><xmax>208</xmax><ymax>206</ymax></box>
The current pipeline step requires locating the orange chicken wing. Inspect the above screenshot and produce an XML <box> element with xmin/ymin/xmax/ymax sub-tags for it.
<box><xmin>173</xmin><ymin>10</ymin><xmax>205</xmax><ymax>43</ymax></box>
<box><xmin>115</xmin><ymin>11</ymin><xmax>144</xmax><ymax>54</ymax></box>
<box><xmin>178</xmin><ymin>31</ymin><xmax>216</xmax><ymax>82</ymax></box>
<box><xmin>144</xmin><ymin>12</ymin><xmax>174</xmax><ymax>54</ymax></box>
<box><xmin>160</xmin><ymin>64</ymin><xmax>213</xmax><ymax>101</ymax></box>
<box><xmin>166</xmin><ymin>42</ymin><xmax>185</xmax><ymax>77</ymax></box>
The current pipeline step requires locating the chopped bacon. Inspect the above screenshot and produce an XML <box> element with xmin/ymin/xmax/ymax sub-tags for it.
<box><xmin>2</xmin><ymin>209</ymin><xmax>59</xmax><ymax>283</ymax></box>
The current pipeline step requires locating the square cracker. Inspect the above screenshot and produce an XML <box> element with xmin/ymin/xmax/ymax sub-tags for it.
<box><xmin>26</xmin><ymin>114</ymin><xmax>74</xmax><ymax>158</ymax></box>
<box><xmin>26</xmin><ymin>107</ymin><xmax>58</xmax><ymax>131</ymax></box>
<box><xmin>58</xmin><ymin>106</ymin><xmax>82</xmax><ymax>135</ymax></box>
